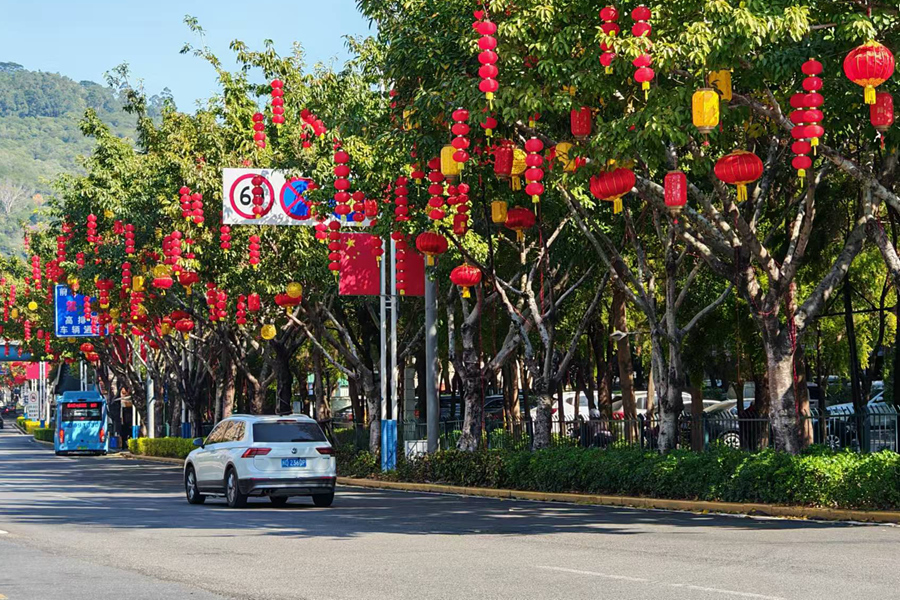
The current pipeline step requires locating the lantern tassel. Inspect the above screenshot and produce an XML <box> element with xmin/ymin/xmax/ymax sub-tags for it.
<box><xmin>737</xmin><ymin>185</ymin><xmax>748</xmax><ymax>202</ymax></box>
<box><xmin>881</xmin><ymin>134</ymin><xmax>886</xmax><ymax>151</ymax></box>
<box><xmin>511</xmin><ymin>176</ymin><xmax>522</xmax><ymax>191</ymax></box>
<box><xmin>426</xmin><ymin>256</ymin><xmax>435</xmax><ymax>266</ymax></box>
<box><xmin>532</xmin><ymin>195</ymin><xmax>540</xmax><ymax>204</ymax></box>
<box><xmin>516</xmin><ymin>231</ymin><xmax>525</xmax><ymax>242</ymax></box>
<box><xmin>798</xmin><ymin>169</ymin><xmax>806</xmax><ymax>183</ymax></box>
<box><xmin>613</xmin><ymin>198</ymin><xmax>623</xmax><ymax>214</ymax></box>
<box><xmin>866</xmin><ymin>85</ymin><xmax>876</xmax><ymax>105</ymax></box>
<box><xmin>462</xmin><ymin>287</ymin><xmax>471</xmax><ymax>299</ymax></box>
<box><xmin>811</xmin><ymin>137</ymin><xmax>819</xmax><ymax>155</ymax></box>
<box><xmin>605</xmin><ymin>66</ymin><xmax>612</xmax><ymax>75</ymax></box>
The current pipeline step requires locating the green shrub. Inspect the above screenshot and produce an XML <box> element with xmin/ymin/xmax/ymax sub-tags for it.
<box><xmin>33</xmin><ymin>427</ymin><xmax>54</xmax><ymax>442</ymax></box>
<box><xmin>335</xmin><ymin>444</ymin><xmax>900</xmax><ymax>511</ymax></box>
<box><xmin>128</xmin><ymin>437</ymin><xmax>196</xmax><ymax>459</ymax></box>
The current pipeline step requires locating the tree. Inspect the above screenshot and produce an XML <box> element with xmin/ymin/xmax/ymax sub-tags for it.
<box><xmin>0</xmin><ymin>180</ymin><xmax>27</xmax><ymax>215</ymax></box>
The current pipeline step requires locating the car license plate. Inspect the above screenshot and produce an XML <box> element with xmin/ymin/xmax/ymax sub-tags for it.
<box><xmin>281</xmin><ymin>458</ymin><xmax>306</xmax><ymax>468</ymax></box>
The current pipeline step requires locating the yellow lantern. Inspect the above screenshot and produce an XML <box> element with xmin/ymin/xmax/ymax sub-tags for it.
<box><xmin>109</xmin><ymin>308</ymin><xmax>120</xmax><ymax>320</ymax></box>
<box><xmin>10</xmin><ymin>308</ymin><xmax>18</xmax><ymax>319</ymax></box>
<box><xmin>104</xmin><ymin>209</ymin><xmax>115</xmax><ymax>219</ymax></box>
<box><xmin>692</xmin><ymin>88</ymin><xmax>720</xmax><ymax>136</ymax></box>
<box><xmin>555</xmin><ymin>142</ymin><xmax>579</xmax><ymax>173</ymax></box>
<box><xmin>511</xmin><ymin>149</ymin><xmax>527</xmax><ymax>191</ymax></box>
<box><xmin>161</xmin><ymin>323</ymin><xmax>172</xmax><ymax>336</ymax></box>
<box><xmin>440</xmin><ymin>145</ymin><xmax>461</xmax><ymax>180</ymax></box>
<box><xmin>709</xmin><ymin>70</ymin><xmax>732</xmax><ymax>102</ymax></box>
<box><xmin>132</xmin><ymin>276</ymin><xmax>145</xmax><ymax>292</ymax></box>
<box><xmin>152</xmin><ymin>264</ymin><xmax>170</xmax><ymax>278</ymax></box>
<box><xmin>491</xmin><ymin>200</ymin><xmax>508</xmax><ymax>224</ymax></box>
<box><xmin>27</xmin><ymin>301</ymin><xmax>37</xmax><ymax>311</ymax></box>
<box><xmin>286</xmin><ymin>282</ymin><xmax>303</xmax><ymax>299</ymax></box>
<box><xmin>261</xmin><ymin>324</ymin><xmax>277</xmax><ymax>340</ymax></box>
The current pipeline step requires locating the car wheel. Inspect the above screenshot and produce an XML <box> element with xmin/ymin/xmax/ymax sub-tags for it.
<box><xmin>825</xmin><ymin>434</ymin><xmax>843</xmax><ymax>451</ymax></box>
<box><xmin>185</xmin><ymin>466</ymin><xmax>206</xmax><ymax>505</ymax></box>
<box><xmin>719</xmin><ymin>431</ymin><xmax>741</xmax><ymax>449</ymax></box>
<box><xmin>312</xmin><ymin>492</ymin><xmax>335</xmax><ymax>507</ymax></box>
<box><xmin>269</xmin><ymin>496</ymin><xmax>289</xmax><ymax>508</ymax></box>
<box><xmin>225</xmin><ymin>468</ymin><xmax>247</xmax><ymax>508</ymax></box>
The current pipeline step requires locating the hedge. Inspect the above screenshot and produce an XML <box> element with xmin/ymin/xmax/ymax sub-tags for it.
<box><xmin>337</xmin><ymin>445</ymin><xmax>900</xmax><ymax>511</ymax></box>
<box><xmin>128</xmin><ymin>437</ymin><xmax>196</xmax><ymax>459</ymax></box>
<box><xmin>33</xmin><ymin>428</ymin><xmax>54</xmax><ymax>443</ymax></box>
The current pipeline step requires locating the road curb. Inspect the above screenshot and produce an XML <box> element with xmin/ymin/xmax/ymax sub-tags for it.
<box><xmin>336</xmin><ymin>477</ymin><xmax>900</xmax><ymax>524</ymax></box>
<box><xmin>119</xmin><ymin>452</ymin><xmax>184</xmax><ymax>466</ymax></box>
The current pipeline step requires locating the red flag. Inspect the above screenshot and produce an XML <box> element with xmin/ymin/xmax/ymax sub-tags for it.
<box><xmin>399</xmin><ymin>249</ymin><xmax>426</xmax><ymax>297</ymax></box>
<box><xmin>340</xmin><ymin>233</ymin><xmax>381</xmax><ymax>296</ymax></box>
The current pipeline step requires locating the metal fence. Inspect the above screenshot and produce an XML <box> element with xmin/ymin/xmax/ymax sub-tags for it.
<box><xmin>324</xmin><ymin>404</ymin><xmax>900</xmax><ymax>454</ymax></box>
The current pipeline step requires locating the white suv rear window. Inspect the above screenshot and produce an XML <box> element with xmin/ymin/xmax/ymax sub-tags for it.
<box><xmin>252</xmin><ymin>422</ymin><xmax>327</xmax><ymax>443</ymax></box>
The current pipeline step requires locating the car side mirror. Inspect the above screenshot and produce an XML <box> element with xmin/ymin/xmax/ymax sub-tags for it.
<box><xmin>192</xmin><ymin>437</ymin><xmax>205</xmax><ymax>448</ymax></box>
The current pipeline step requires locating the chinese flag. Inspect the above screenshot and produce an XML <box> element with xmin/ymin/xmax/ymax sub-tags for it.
<box><xmin>340</xmin><ymin>233</ymin><xmax>381</xmax><ymax>296</ymax></box>
<box><xmin>401</xmin><ymin>249</ymin><xmax>426</xmax><ymax>297</ymax></box>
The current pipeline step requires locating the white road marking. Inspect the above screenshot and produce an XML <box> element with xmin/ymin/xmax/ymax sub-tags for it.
<box><xmin>538</xmin><ymin>566</ymin><xmax>787</xmax><ymax>600</ymax></box>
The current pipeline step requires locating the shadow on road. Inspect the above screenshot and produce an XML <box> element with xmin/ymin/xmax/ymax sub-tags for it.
<box><xmin>0</xmin><ymin>431</ymin><xmax>867</xmax><ymax>540</ymax></box>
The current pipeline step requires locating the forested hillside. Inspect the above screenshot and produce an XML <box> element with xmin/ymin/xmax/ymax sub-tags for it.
<box><xmin>0</xmin><ymin>61</ymin><xmax>169</xmax><ymax>256</ymax></box>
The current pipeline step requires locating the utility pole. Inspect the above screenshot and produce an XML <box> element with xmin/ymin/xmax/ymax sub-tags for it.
<box><xmin>425</xmin><ymin>266</ymin><xmax>439</xmax><ymax>453</ymax></box>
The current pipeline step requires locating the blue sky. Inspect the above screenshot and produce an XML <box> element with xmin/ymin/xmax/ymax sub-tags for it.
<box><xmin>0</xmin><ymin>0</ymin><xmax>373</xmax><ymax>109</ymax></box>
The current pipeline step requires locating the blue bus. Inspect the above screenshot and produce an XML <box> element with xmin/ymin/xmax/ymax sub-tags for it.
<box><xmin>55</xmin><ymin>391</ymin><xmax>109</xmax><ymax>456</ymax></box>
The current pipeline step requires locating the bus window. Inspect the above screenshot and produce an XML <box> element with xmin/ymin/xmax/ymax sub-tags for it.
<box><xmin>61</xmin><ymin>402</ymin><xmax>103</xmax><ymax>422</ymax></box>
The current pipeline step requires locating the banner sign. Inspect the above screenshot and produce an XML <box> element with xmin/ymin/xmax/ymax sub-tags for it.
<box><xmin>54</xmin><ymin>285</ymin><xmax>99</xmax><ymax>338</ymax></box>
<box><xmin>222</xmin><ymin>168</ymin><xmax>368</xmax><ymax>226</ymax></box>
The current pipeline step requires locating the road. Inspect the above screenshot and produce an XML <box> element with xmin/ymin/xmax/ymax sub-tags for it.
<box><xmin>0</xmin><ymin>426</ymin><xmax>899</xmax><ymax>600</ymax></box>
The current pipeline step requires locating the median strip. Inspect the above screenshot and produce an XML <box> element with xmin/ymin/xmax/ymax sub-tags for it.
<box><xmin>336</xmin><ymin>477</ymin><xmax>900</xmax><ymax>524</ymax></box>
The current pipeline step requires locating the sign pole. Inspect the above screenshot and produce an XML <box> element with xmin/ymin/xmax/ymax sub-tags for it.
<box><xmin>379</xmin><ymin>245</ymin><xmax>388</xmax><ymax>422</ymax></box>
<box><xmin>390</xmin><ymin>238</ymin><xmax>399</xmax><ymax>424</ymax></box>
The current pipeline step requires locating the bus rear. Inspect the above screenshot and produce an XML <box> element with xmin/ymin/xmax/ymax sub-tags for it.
<box><xmin>55</xmin><ymin>392</ymin><xmax>108</xmax><ymax>456</ymax></box>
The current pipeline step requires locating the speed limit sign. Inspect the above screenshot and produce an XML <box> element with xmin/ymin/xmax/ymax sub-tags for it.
<box><xmin>229</xmin><ymin>173</ymin><xmax>275</xmax><ymax>220</ymax></box>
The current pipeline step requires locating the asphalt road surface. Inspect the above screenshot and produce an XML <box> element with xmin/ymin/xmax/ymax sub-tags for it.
<box><xmin>0</xmin><ymin>427</ymin><xmax>899</xmax><ymax>600</ymax></box>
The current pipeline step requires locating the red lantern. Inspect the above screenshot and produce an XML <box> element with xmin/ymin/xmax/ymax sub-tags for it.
<box><xmin>79</xmin><ymin>342</ymin><xmax>94</xmax><ymax>354</ymax></box>
<box><xmin>505</xmin><ymin>206</ymin><xmax>536</xmax><ymax>241</ymax></box>
<box><xmin>664</xmin><ymin>171</ymin><xmax>687</xmax><ymax>221</ymax></box>
<box><xmin>475</xmin><ymin>16</ymin><xmax>499</xmax><ymax>107</ymax></box>
<box><xmin>175</xmin><ymin>318</ymin><xmax>194</xmax><ymax>338</ymax></box>
<box><xmin>571</xmin><ymin>107</ymin><xmax>592</xmax><ymax>140</ymax></box>
<box><xmin>248</xmin><ymin>235</ymin><xmax>261</xmax><ymax>269</ymax></box>
<box><xmin>247</xmin><ymin>293</ymin><xmax>261</xmax><ymax>312</ymax></box>
<box><xmin>524</xmin><ymin>137</ymin><xmax>545</xmax><ymax>204</ymax></box>
<box><xmin>590</xmin><ymin>167</ymin><xmax>636</xmax><ymax>214</ymax></box>
<box><xmin>631</xmin><ymin>6</ymin><xmax>653</xmax><ymax>98</ymax></box>
<box><xmin>451</xmin><ymin>108</ymin><xmax>471</xmax><ymax>164</ymax></box>
<box><xmin>494</xmin><ymin>141</ymin><xmax>514</xmax><ymax>180</ymax></box>
<box><xmin>271</xmin><ymin>79</ymin><xmax>285</xmax><ymax>125</ymax></box>
<box><xmin>450</xmin><ymin>264</ymin><xmax>482</xmax><ymax>298</ymax></box>
<box><xmin>152</xmin><ymin>274</ymin><xmax>173</xmax><ymax>292</ymax></box>
<box><xmin>714</xmin><ymin>150</ymin><xmax>764</xmax><ymax>202</ymax></box>
<box><xmin>844</xmin><ymin>41</ymin><xmax>895</xmax><ymax>105</ymax></box>
<box><xmin>252</xmin><ymin>112</ymin><xmax>266</xmax><ymax>148</ymax></box>
<box><xmin>872</xmin><ymin>92</ymin><xmax>894</xmax><ymax>149</ymax></box>
<box><xmin>415</xmin><ymin>232</ymin><xmax>448</xmax><ymax>266</ymax></box>
<box><xmin>599</xmin><ymin>6</ymin><xmax>619</xmax><ymax>74</ymax></box>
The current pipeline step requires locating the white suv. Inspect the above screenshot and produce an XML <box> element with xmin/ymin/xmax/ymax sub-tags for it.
<box><xmin>183</xmin><ymin>414</ymin><xmax>336</xmax><ymax>508</ymax></box>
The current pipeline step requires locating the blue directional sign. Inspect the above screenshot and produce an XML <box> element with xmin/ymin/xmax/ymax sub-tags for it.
<box><xmin>54</xmin><ymin>285</ymin><xmax>98</xmax><ymax>338</ymax></box>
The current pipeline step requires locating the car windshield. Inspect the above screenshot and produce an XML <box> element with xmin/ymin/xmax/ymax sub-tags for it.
<box><xmin>252</xmin><ymin>422</ymin><xmax>327</xmax><ymax>443</ymax></box>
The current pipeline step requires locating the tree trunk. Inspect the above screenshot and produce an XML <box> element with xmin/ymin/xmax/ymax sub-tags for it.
<box><xmin>361</xmin><ymin>370</ymin><xmax>381</xmax><ymax>455</ymax></box>
<box><xmin>795</xmin><ymin>341</ymin><xmax>812</xmax><ymax>447</ymax></box>
<box><xmin>762</xmin><ymin>328</ymin><xmax>799</xmax><ymax>452</ymax></box>
<box><xmin>457</xmin><ymin>317</ymin><xmax>483</xmax><ymax>451</ymax></box>
<box><xmin>613</xmin><ymin>287</ymin><xmax>637</xmax><ymax>440</ymax></box>
<box><xmin>843</xmin><ymin>281</ymin><xmax>865</xmax><ymax>413</ymax></box>
<box><xmin>222</xmin><ymin>358</ymin><xmax>235</xmax><ymax>420</ymax></box>
<box><xmin>532</xmin><ymin>384</ymin><xmax>554</xmax><ymax>450</ymax></box>
<box><xmin>273</xmin><ymin>343</ymin><xmax>294</xmax><ymax>415</ymax></box>
<box><xmin>655</xmin><ymin>333</ymin><xmax>684</xmax><ymax>453</ymax></box>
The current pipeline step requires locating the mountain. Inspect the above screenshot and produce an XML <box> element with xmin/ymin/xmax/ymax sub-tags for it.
<box><xmin>0</xmin><ymin>61</ymin><xmax>171</xmax><ymax>256</ymax></box>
